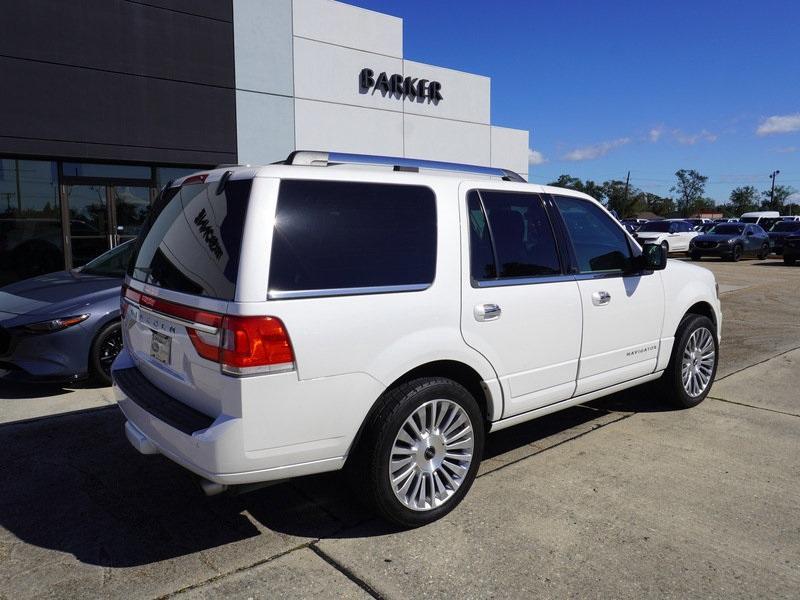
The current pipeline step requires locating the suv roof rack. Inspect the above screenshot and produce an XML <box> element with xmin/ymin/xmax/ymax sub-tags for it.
<box><xmin>284</xmin><ymin>151</ymin><xmax>526</xmax><ymax>182</ymax></box>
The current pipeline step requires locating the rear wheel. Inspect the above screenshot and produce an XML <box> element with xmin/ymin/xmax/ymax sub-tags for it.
<box><xmin>90</xmin><ymin>321</ymin><xmax>122</xmax><ymax>386</ymax></box>
<box><xmin>349</xmin><ymin>377</ymin><xmax>485</xmax><ymax>528</ymax></box>
<box><xmin>660</xmin><ymin>314</ymin><xmax>718</xmax><ymax>409</ymax></box>
<box><xmin>757</xmin><ymin>243</ymin><xmax>769</xmax><ymax>260</ymax></box>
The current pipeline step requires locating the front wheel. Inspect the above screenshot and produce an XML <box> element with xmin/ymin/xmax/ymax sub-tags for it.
<box><xmin>757</xmin><ymin>243</ymin><xmax>769</xmax><ymax>260</ymax></box>
<box><xmin>349</xmin><ymin>377</ymin><xmax>485</xmax><ymax>528</ymax></box>
<box><xmin>661</xmin><ymin>240</ymin><xmax>669</xmax><ymax>255</ymax></box>
<box><xmin>730</xmin><ymin>244</ymin><xmax>743</xmax><ymax>262</ymax></box>
<box><xmin>90</xmin><ymin>321</ymin><xmax>122</xmax><ymax>386</ymax></box>
<box><xmin>661</xmin><ymin>314</ymin><xmax>718</xmax><ymax>409</ymax></box>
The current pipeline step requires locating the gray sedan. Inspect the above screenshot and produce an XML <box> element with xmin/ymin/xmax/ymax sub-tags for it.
<box><xmin>0</xmin><ymin>241</ymin><xmax>134</xmax><ymax>386</ymax></box>
<box><xmin>689</xmin><ymin>223</ymin><xmax>770</xmax><ymax>261</ymax></box>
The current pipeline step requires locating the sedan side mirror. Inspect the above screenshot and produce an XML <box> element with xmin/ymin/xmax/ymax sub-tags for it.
<box><xmin>632</xmin><ymin>243</ymin><xmax>667</xmax><ymax>272</ymax></box>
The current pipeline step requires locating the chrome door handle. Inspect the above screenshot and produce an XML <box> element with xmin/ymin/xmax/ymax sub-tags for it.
<box><xmin>475</xmin><ymin>303</ymin><xmax>501</xmax><ymax>321</ymax></box>
<box><xmin>592</xmin><ymin>291</ymin><xmax>611</xmax><ymax>306</ymax></box>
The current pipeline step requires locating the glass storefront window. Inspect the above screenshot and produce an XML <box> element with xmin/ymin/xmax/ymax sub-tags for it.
<box><xmin>156</xmin><ymin>166</ymin><xmax>204</xmax><ymax>189</ymax></box>
<box><xmin>0</xmin><ymin>159</ymin><xmax>63</xmax><ymax>287</ymax></box>
<box><xmin>62</xmin><ymin>162</ymin><xmax>152</xmax><ymax>180</ymax></box>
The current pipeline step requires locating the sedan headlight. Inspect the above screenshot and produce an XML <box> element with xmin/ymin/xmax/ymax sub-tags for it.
<box><xmin>23</xmin><ymin>314</ymin><xmax>90</xmax><ymax>333</ymax></box>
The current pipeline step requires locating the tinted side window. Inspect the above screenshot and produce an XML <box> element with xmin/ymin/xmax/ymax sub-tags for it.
<box><xmin>269</xmin><ymin>180</ymin><xmax>436</xmax><ymax>293</ymax></box>
<box><xmin>467</xmin><ymin>190</ymin><xmax>561</xmax><ymax>281</ymax></box>
<box><xmin>554</xmin><ymin>195</ymin><xmax>632</xmax><ymax>273</ymax></box>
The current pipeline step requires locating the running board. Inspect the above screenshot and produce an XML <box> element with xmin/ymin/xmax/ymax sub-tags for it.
<box><xmin>489</xmin><ymin>371</ymin><xmax>663</xmax><ymax>433</ymax></box>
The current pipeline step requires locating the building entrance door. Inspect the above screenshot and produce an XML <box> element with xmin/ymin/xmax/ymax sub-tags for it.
<box><xmin>63</xmin><ymin>184</ymin><xmax>152</xmax><ymax>267</ymax></box>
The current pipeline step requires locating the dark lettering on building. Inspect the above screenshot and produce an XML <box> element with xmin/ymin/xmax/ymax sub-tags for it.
<box><xmin>194</xmin><ymin>208</ymin><xmax>223</xmax><ymax>260</ymax></box>
<box><xmin>359</xmin><ymin>68</ymin><xmax>443</xmax><ymax>103</ymax></box>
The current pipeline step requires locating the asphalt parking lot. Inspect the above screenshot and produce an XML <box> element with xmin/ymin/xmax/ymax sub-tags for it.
<box><xmin>1</xmin><ymin>258</ymin><xmax>799</xmax><ymax>599</ymax></box>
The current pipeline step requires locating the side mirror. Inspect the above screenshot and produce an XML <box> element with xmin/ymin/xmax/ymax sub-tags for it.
<box><xmin>633</xmin><ymin>243</ymin><xmax>667</xmax><ymax>272</ymax></box>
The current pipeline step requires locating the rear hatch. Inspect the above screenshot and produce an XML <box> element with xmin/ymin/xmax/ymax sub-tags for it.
<box><xmin>121</xmin><ymin>172</ymin><xmax>262</xmax><ymax>417</ymax></box>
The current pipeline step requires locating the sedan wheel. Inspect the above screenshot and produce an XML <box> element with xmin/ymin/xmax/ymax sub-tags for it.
<box><xmin>732</xmin><ymin>244</ymin><xmax>743</xmax><ymax>262</ymax></box>
<box><xmin>91</xmin><ymin>321</ymin><xmax>122</xmax><ymax>386</ymax></box>
<box><xmin>757</xmin><ymin>243</ymin><xmax>769</xmax><ymax>260</ymax></box>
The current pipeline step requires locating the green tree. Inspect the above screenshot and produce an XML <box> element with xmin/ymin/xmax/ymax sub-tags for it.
<box><xmin>761</xmin><ymin>184</ymin><xmax>798</xmax><ymax>211</ymax></box>
<box><xmin>603</xmin><ymin>179</ymin><xmax>641</xmax><ymax>218</ymax></box>
<box><xmin>670</xmin><ymin>169</ymin><xmax>708</xmax><ymax>217</ymax></box>
<box><xmin>727</xmin><ymin>186</ymin><xmax>759</xmax><ymax>216</ymax></box>
<box><xmin>547</xmin><ymin>175</ymin><xmax>605</xmax><ymax>202</ymax></box>
<box><xmin>642</xmin><ymin>192</ymin><xmax>674</xmax><ymax>216</ymax></box>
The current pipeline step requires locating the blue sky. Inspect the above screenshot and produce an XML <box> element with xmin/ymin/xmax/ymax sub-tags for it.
<box><xmin>349</xmin><ymin>0</ymin><xmax>800</xmax><ymax>204</ymax></box>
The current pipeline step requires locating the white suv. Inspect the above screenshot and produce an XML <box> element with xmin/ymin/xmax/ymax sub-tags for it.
<box><xmin>114</xmin><ymin>152</ymin><xmax>721</xmax><ymax>527</ymax></box>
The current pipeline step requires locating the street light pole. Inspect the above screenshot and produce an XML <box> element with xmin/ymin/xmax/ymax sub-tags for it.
<box><xmin>769</xmin><ymin>170</ymin><xmax>780</xmax><ymax>209</ymax></box>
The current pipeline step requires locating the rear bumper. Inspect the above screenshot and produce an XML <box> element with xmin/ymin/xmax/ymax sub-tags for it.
<box><xmin>112</xmin><ymin>349</ymin><xmax>354</xmax><ymax>485</ymax></box>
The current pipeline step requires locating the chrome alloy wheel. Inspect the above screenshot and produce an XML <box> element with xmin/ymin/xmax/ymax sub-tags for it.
<box><xmin>681</xmin><ymin>327</ymin><xmax>715</xmax><ymax>397</ymax></box>
<box><xmin>389</xmin><ymin>399</ymin><xmax>474</xmax><ymax>511</ymax></box>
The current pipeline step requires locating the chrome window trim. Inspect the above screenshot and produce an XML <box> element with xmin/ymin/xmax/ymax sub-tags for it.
<box><xmin>268</xmin><ymin>283</ymin><xmax>430</xmax><ymax>300</ymax></box>
<box><xmin>473</xmin><ymin>274</ymin><xmax>574</xmax><ymax>288</ymax></box>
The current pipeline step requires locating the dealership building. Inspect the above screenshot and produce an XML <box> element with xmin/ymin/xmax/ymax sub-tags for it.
<box><xmin>0</xmin><ymin>0</ymin><xmax>529</xmax><ymax>285</ymax></box>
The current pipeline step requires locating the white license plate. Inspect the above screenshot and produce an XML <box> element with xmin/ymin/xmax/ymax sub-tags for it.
<box><xmin>150</xmin><ymin>331</ymin><xmax>172</xmax><ymax>365</ymax></box>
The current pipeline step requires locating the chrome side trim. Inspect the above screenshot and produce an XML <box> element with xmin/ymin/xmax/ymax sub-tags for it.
<box><xmin>134</xmin><ymin>302</ymin><xmax>219</xmax><ymax>334</ymax></box>
<box><xmin>268</xmin><ymin>283</ymin><xmax>430</xmax><ymax>300</ymax></box>
<box><xmin>474</xmin><ymin>274</ymin><xmax>575</xmax><ymax>288</ymax></box>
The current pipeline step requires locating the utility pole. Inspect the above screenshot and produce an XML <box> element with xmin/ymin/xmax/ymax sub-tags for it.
<box><xmin>623</xmin><ymin>170</ymin><xmax>630</xmax><ymax>203</ymax></box>
<box><xmin>769</xmin><ymin>170</ymin><xmax>780</xmax><ymax>209</ymax></box>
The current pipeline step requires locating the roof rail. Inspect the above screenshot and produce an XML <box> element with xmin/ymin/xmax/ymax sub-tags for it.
<box><xmin>213</xmin><ymin>163</ymin><xmax>250</xmax><ymax>169</ymax></box>
<box><xmin>285</xmin><ymin>151</ymin><xmax>526</xmax><ymax>182</ymax></box>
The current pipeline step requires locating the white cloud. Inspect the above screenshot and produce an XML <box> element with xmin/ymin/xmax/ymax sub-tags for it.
<box><xmin>528</xmin><ymin>149</ymin><xmax>547</xmax><ymax>165</ymax></box>
<box><xmin>756</xmin><ymin>113</ymin><xmax>800</xmax><ymax>136</ymax></box>
<box><xmin>562</xmin><ymin>137</ymin><xmax>631</xmax><ymax>161</ymax></box>
<box><xmin>648</xmin><ymin>126</ymin><xmax>664</xmax><ymax>142</ymax></box>
<box><xmin>673</xmin><ymin>129</ymin><xmax>718</xmax><ymax>145</ymax></box>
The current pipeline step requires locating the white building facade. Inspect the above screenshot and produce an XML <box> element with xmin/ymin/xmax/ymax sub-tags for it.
<box><xmin>233</xmin><ymin>0</ymin><xmax>530</xmax><ymax>176</ymax></box>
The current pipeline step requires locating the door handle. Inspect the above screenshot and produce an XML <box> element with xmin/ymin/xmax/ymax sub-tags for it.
<box><xmin>592</xmin><ymin>291</ymin><xmax>611</xmax><ymax>306</ymax></box>
<box><xmin>474</xmin><ymin>303</ymin><xmax>501</xmax><ymax>321</ymax></box>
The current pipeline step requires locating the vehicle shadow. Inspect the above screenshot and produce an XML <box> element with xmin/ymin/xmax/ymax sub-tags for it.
<box><xmin>0</xmin><ymin>385</ymin><xmax>676</xmax><ymax>568</ymax></box>
<box><xmin>0</xmin><ymin>380</ymin><xmax>108</xmax><ymax>400</ymax></box>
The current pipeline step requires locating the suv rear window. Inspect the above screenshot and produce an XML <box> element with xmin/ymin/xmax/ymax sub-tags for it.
<box><xmin>269</xmin><ymin>180</ymin><xmax>436</xmax><ymax>295</ymax></box>
<box><xmin>131</xmin><ymin>179</ymin><xmax>252</xmax><ymax>300</ymax></box>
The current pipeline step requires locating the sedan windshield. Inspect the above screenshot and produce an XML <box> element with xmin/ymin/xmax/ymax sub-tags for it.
<box><xmin>638</xmin><ymin>221</ymin><xmax>671</xmax><ymax>232</ymax></box>
<box><xmin>710</xmin><ymin>224</ymin><xmax>744</xmax><ymax>235</ymax></box>
<box><xmin>770</xmin><ymin>221</ymin><xmax>800</xmax><ymax>232</ymax></box>
<box><xmin>80</xmin><ymin>240</ymin><xmax>135</xmax><ymax>277</ymax></box>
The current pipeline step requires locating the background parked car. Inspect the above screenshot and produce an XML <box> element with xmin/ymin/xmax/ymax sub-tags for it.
<box><xmin>0</xmin><ymin>240</ymin><xmax>134</xmax><ymax>385</ymax></box>
<box><xmin>783</xmin><ymin>235</ymin><xmax>800</xmax><ymax>265</ymax></box>
<box><xmin>633</xmin><ymin>220</ymin><xmax>698</xmax><ymax>253</ymax></box>
<box><xmin>689</xmin><ymin>223</ymin><xmax>770</xmax><ymax>261</ymax></box>
<box><xmin>767</xmin><ymin>220</ymin><xmax>800</xmax><ymax>254</ymax></box>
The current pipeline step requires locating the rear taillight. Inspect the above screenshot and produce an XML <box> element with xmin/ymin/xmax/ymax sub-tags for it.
<box><xmin>219</xmin><ymin>316</ymin><xmax>294</xmax><ymax>376</ymax></box>
<box><xmin>120</xmin><ymin>287</ymin><xmax>293</xmax><ymax>376</ymax></box>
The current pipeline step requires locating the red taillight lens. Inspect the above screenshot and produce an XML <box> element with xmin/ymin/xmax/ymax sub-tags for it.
<box><xmin>220</xmin><ymin>316</ymin><xmax>294</xmax><ymax>375</ymax></box>
<box><xmin>182</xmin><ymin>173</ymin><xmax>208</xmax><ymax>185</ymax></box>
<box><xmin>117</xmin><ymin>287</ymin><xmax>292</xmax><ymax>376</ymax></box>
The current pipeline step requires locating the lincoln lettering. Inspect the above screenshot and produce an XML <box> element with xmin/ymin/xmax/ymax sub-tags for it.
<box><xmin>359</xmin><ymin>68</ymin><xmax>443</xmax><ymax>101</ymax></box>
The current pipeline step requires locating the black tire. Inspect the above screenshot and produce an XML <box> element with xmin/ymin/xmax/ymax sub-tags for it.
<box><xmin>690</xmin><ymin>252</ymin><xmax>702</xmax><ymax>261</ymax></box>
<box><xmin>660</xmin><ymin>240</ymin><xmax>669</xmax><ymax>255</ymax></box>
<box><xmin>784</xmin><ymin>255</ymin><xmax>797</xmax><ymax>265</ymax></box>
<box><xmin>348</xmin><ymin>377</ymin><xmax>485</xmax><ymax>528</ymax></box>
<box><xmin>660</xmin><ymin>314</ymin><xmax>718</xmax><ymax>409</ymax></box>
<box><xmin>757</xmin><ymin>243</ymin><xmax>769</xmax><ymax>260</ymax></box>
<box><xmin>90</xmin><ymin>321</ymin><xmax>122</xmax><ymax>386</ymax></box>
<box><xmin>730</xmin><ymin>244</ymin><xmax>743</xmax><ymax>262</ymax></box>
